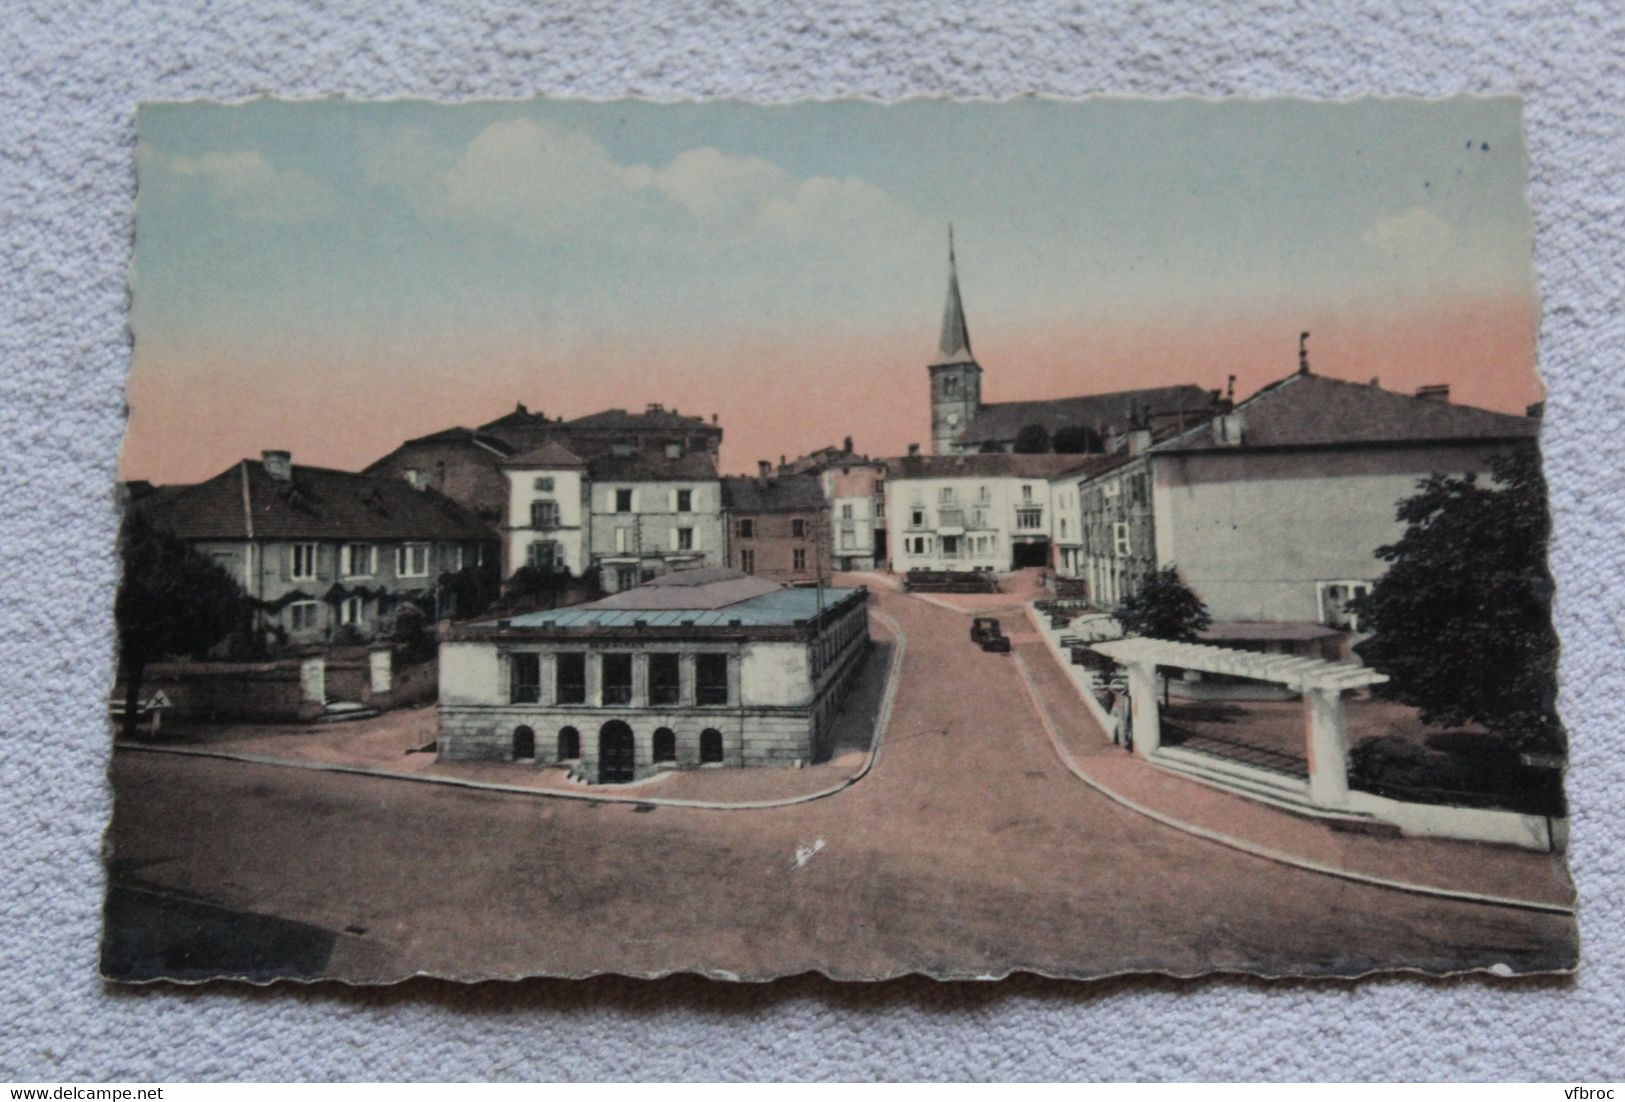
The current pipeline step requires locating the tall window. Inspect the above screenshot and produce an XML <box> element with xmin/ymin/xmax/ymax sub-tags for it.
<box><xmin>738</xmin><ymin>518</ymin><xmax>754</xmax><ymax>539</ymax></box>
<box><xmin>530</xmin><ymin>499</ymin><xmax>559</xmax><ymax>528</ymax></box>
<box><xmin>840</xmin><ymin>504</ymin><xmax>853</xmax><ymax>520</ymax></box>
<box><xmin>615</xmin><ymin>488</ymin><xmax>633</xmax><ymax>512</ymax></box>
<box><xmin>700</xmin><ymin>728</ymin><xmax>724</xmax><ymax>763</ymax></box>
<box><xmin>527</xmin><ymin>541</ymin><xmax>559</xmax><ymax>569</ymax></box>
<box><xmin>676</xmin><ymin>527</ymin><xmax>693</xmax><ymax>551</ymax></box>
<box><xmin>653</xmin><ymin>728</ymin><xmax>677</xmax><ymax>763</ymax></box>
<box><xmin>911</xmin><ymin>509</ymin><xmax>924</xmax><ymax>527</ymax></box>
<box><xmin>1021</xmin><ymin>484</ymin><xmax>1034</xmax><ymax>502</ymax></box>
<box><xmin>555</xmin><ymin>653</ymin><xmax>586</xmax><ymax>704</ymax></box>
<box><xmin>602</xmin><ymin>653</ymin><xmax>633</xmax><ymax>705</ymax></box>
<box><xmin>792</xmin><ymin>518</ymin><xmax>806</xmax><ymax>538</ymax></box>
<box><xmin>649</xmin><ymin>653</ymin><xmax>679</xmax><ymax>705</ymax></box>
<box><xmin>397</xmin><ymin>543</ymin><xmax>430</xmax><ymax>578</ymax></box>
<box><xmin>342</xmin><ymin>543</ymin><xmax>374</xmax><ymax>577</ymax></box>
<box><xmin>696</xmin><ymin>654</ymin><xmax>729</xmax><ymax>705</ymax></box>
<box><xmin>676</xmin><ymin>489</ymin><xmax>692</xmax><ymax>512</ymax></box>
<box><xmin>1112</xmin><ymin>522</ymin><xmax>1131</xmax><ymax>556</ymax></box>
<box><xmin>510</xmin><ymin>653</ymin><xmax>541</xmax><ymax>703</ymax></box>
<box><xmin>739</xmin><ymin>548</ymin><xmax>755</xmax><ymax>574</ymax></box>
<box><xmin>340</xmin><ymin>596</ymin><xmax>363</xmax><ymax>625</ymax></box>
<box><xmin>289</xmin><ymin>601</ymin><xmax>320</xmax><ymax>631</ymax></box>
<box><xmin>793</xmin><ymin>548</ymin><xmax>807</xmax><ymax>571</ymax></box>
<box><xmin>944</xmin><ymin>376</ymin><xmax>959</xmax><ymax>395</ymax></box>
<box><xmin>290</xmin><ymin>543</ymin><xmax>319</xmax><ymax>580</ymax></box>
<box><xmin>557</xmin><ymin>726</ymin><xmax>580</xmax><ymax>759</ymax></box>
<box><xmin>615</xmin><ymin>566</ymin><xmax>636</xmax><ymax>590</ymax></box>
<box><xmin>939</xmin><ymin>487</ymin><xmax>953</xmax><ymax>503</ymax></box>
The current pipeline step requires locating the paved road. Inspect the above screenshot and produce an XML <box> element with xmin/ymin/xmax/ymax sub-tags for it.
<box><xmin>105</xmin><ymin>586</ymin><xmax>1576</xmax><ymax>981</ymax></box>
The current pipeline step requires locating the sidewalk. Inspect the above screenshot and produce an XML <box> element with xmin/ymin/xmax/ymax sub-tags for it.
<box><xmin>1012</xmin><ymin>607</ymin><xmax>1576</xmax><ymax>912</ymax></box>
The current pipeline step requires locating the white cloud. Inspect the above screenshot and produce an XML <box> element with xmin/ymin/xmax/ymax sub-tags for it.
<box><xmin>1363</xmin><ymin>207</ymin><xmax>1452</xmax><ymax>255</ymax></box>
<box><xmin>367</xmin><ymin>118</ymin><xmax>926</xmax><ymax>251</ymax></box>
<box><xmin>142</xmin><ymin>148</ymin><xmax>331</xmax><ymax>223</ymax></box>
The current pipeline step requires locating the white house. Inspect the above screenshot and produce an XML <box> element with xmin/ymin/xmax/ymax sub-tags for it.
<box><xmin>501</xmin><ymin>442</ymin><xmax>589</xmax><ymax>578</ymax></box>
<box><xmin>882</xmin><ymin>451</ymin><xmax>1109</xmax><ymax>572</ymax></box>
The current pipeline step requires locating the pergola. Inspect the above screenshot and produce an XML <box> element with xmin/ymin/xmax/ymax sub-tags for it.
<box><xmin>1090</xmin><ymin>637</ymin><xmax>1388</xmax><ymax>808</ymax></box>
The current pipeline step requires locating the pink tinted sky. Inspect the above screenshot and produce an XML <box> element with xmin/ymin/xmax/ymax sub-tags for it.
<box><xmin>123</xmin><ymin>289</ymin><xmax>1541</xmax><ymax>484</ymax></box>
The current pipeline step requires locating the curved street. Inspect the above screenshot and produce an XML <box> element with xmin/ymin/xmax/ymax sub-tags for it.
<box><xmin>105</xmin><ymin>583</ymin><xmax>1577</xmax><ymax>981</ymax></box>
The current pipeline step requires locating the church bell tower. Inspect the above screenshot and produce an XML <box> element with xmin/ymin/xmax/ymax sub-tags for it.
<box><xmin>928</xmin><ymin>226</ymin><xmax>982</xmax><ymax>455</ymax></box>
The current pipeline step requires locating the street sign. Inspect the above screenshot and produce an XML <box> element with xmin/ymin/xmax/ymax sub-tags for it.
<box><xmin>145</xmin><ymin>690</ymin><xmax>173</xmax><ymax>711</ymax></box>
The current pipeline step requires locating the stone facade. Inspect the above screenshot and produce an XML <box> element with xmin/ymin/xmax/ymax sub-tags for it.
<box><xmin>438</xmin><ymin>586</ymin><xmax>870</xmax><ymax>782</ymax></box>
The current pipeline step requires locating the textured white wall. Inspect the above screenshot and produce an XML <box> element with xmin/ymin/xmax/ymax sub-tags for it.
<box><xmin>2</xmin><ymin>0</ymin><xmax>1621</xmax><ymax>1082</ymax></box>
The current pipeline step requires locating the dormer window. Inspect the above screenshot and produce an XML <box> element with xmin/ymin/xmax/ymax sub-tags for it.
<box><xmin>533</xmin><ymin>476</ymin><xmax>554</xmax><ymax>492</ymax></box>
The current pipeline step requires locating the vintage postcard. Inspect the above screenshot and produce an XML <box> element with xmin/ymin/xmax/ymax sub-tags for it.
<box><xmin>105</xmin><ymin>96</ymin><xmax>1575</xmax><ymax>983</ymax></box>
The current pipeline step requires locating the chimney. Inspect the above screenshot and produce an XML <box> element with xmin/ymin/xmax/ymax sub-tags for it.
<box><xmin>646</xmin><ymin>402</ymin><xmax>664</xmax><ymax>414</ymax></box>
<box><xmin>515</xmin><ymin>402</ymin><xmax>527</xmax><ymax>415</ymax></box>
<box><xmin>757</xmin><ymin>460</ymin><xmax>771</xmax><ymax>485</ymax></box>
<box><xmin>843</xmin><ymin>435</ymin><xmax>854</xmax><ymax>454</ymax></box>
<box><xmin>1226</xmin><ymin>375</ymin><xmax>1237</xmax><ymax>402</ymax></box>
<box><xmin>261</xmin><ymin>449</ymin><xmax>292</xmax><ymax>481</ymax></box>
<box><xmin>711</xmin><ymin>413</ymin><xmax>719</xmax><ymax>424</ymax></box>
<box><xmin>1298</xmin><ymin>331</ymin><xmax>1311</xmax><ymax>375</ymax></box>
<box><xmin>1127</xmin><ymin>428</ymin><xmax>1153</xmax><ymax>456</ymax></box>
<box><xmin>1415</xmin><ymin>384</ymin><xmax>1451</xmax><ymax>403</ymax></box>
<box><xmin>907</xmin><ymin>443</ymin><xmax>921</xmax><ymax>458</ymax></box>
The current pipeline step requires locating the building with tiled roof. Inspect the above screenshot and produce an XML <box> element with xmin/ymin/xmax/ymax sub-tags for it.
<box><xmin>721</xmin><ymin>469</ymin><xmax>830</xmax><ymax>585</ymax></box>
<box><xmin>1073</xmin><ymin>366</ymin><xmax>1541</xmax><ymax>647</ymax></box>
<box><xmin>883</xmin><ymin>443</ymin><xmax>1123</xmax><ymax>573</ymax></box>
<box><xmin>138</xmin><ymin>450</ymin><xmax>498</xmax><ymax>645</ymax></box>
<box><xmin>366</xmin><ymin>401</ymin><xmax>723</xmax><ymax>525</ymax></box>
<box><xmin>497</xmin><ymin>438</ymin><xmax>725</xmax><ymax>595</ymax></box>
<box><xmin>437</xmin><ymin>568</ymin><xmax>871</xmax><ymax>782</ymax></box>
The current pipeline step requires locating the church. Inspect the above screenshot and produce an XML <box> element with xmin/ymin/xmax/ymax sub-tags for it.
<box><xmin>925</xmin><ymin>230</ymin><xmax>1227</xmax><ymax>457</ymax></box>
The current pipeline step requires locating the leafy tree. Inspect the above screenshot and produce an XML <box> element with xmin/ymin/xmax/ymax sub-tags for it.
<box><xmin>1114</xmin><ymin>565</ymin><xmax>1212</xmax><ymax>642</ymax></box>
<box><xmin>1351</xmin><ymin>448</ymin><xmax>1563</xmax><ymax>754</ymax></box>
<box><xmin>114</xmin><ymin>511</ymin><xmax>248</xmax><ymax>739</ymax></box>
<box><xmin>503</xmin><ymin>562</ymin><xmax>585</xmax><ymax>612</ymax></box>
<box><xmin>1013</xmin><ymin>423</ymin><xmax>1052</xmax><ymax>454</ymax></box>
<box><xmin>1052</xmin><ymin>425</ymin><xmax>1103</xmax><ymax>454</ymax></box>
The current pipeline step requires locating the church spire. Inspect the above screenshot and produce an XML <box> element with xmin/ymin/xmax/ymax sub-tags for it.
<box><xmin>934</xmin><ymin>224</ymin><xmax>975</xmax><ymax>365</ymax></box>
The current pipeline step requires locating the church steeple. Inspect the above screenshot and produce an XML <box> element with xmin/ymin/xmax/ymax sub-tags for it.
<box><xmin>927</xmin><ymin>225</ymin><xmax>983</xmax><ymax>454</ymax></box>
<box><xmin>934</xmin><ymin>224</ymin><xmax>975</xmax><ymax>365</ymax></box>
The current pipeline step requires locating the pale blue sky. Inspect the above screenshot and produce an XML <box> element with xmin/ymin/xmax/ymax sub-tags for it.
<box><xmin>127</xmin><ymin>96</ymin><xmax>1538</xmax><ymax>481</ymax></box>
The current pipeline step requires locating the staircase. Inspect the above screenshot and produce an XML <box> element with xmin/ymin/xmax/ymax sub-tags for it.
<box><xmin>1150</xmin><ymin>746</ymin><xmax>1400</xmax><ymax>836</ymax></box>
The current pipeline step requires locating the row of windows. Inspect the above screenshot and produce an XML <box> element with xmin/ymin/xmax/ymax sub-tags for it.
<box><xmin>509</xmin><ymin>724</ymin><xmax>725</xmax><ymax>765</ymax></box>
<box><xmin>812</xmin><ymin>605</ymin><xmax>866</xmax><ymax>677</ymax></box>
<box><xmin>288</xmin><ymin>541</ymin><xmax>453</xmax><ymax>581</ymax></box>
<box><xmin>509</xmin><ymin>651</ymin><xmax>731</xmax><ymax>707</ymax></box>
<box><xmin>900</xmin><ymin>534</ymin><xmax>997</xmax><ymax>559</ymax></box>
<box><xmin>735</xmin><ymin>517</ymin><xmax>809</xmax><ymax>539</ymax></box>
<box><xmin>735</xmin><ymin>548</ymin><xmax>811</xmax><ymax>573</ymax></box>
<box><xmin>287</xmin><ymin>596</ymin><xmax>368</xmax><ymax>631</ymax></box>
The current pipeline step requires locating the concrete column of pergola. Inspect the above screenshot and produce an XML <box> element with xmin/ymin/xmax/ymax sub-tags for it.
<box><xmin>1090</xmin><ymin>637</ymin><xmax>1388</xmax><ymax>809</ymax></box>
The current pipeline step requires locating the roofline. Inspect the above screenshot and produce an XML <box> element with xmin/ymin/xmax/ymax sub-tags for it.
<box><xmin>1148</xmin><ymin>434</ymin><xmax>1538</xmax><ymax>457</ymax></box>
<box><xmin>447</xmin><ymin>586</ymin><xmax>867</xmax><ymax>641</ymax></box>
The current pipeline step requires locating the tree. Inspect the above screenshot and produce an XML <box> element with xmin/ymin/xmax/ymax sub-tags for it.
<box><xmin>1013</xmin><ymin>423</ymin><xmax>1052</xmax><ymax>453</ymax></box>
<box><xmin>1052</xmin><ymin>425</ymin><xmax>1103</xmax><ymax>454</ymax></box>
<box><xmin>1351</xmin><ymin>448</ymin><xmax>1563</xmax><ymax>754</ymax></box>
<box><xmin>503</xmin><ymin>561</ymin><xmax>585</xmax><ymax>612</ymax></box>
<box><xmin>1114</xmin><ymin>565</ymin><xmax>1211</xmax><ymax>642</ymax></box>
<box><xmin>114</xmin><ymin>511</ymin><xmax>248</xmax><ymax>739</ymax></box>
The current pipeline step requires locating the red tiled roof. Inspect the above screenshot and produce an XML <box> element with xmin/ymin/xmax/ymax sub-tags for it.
<box><xmin>140</xmin><ymin>459</ymin><xmax>496</xmax><ymax>542</ymax></box>
<box><xmin>1153</xmin><ymin>372</ymin><xmax>1538</xmax><ymax>453</ymax></box>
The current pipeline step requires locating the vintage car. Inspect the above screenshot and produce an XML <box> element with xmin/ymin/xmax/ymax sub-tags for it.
<box><xmin>970</xmin><ymin>617</ymin><xmax>1011</xmax><ymax>653</ymax></box>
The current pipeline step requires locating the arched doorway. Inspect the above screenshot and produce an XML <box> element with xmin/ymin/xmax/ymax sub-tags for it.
<box><xmin>700</xmin><ymin>727</ymin><xmax>724</xmax><ymax>764</ymax></box>
<box><xmin>512</xmin><ymin>725</ymin><xmax>535</xmax><ymax>761</ymax></box>
<box><xmin>558</xmin><ymin>725</ymin><xmax>580</xmax><ymax>760</ymax></box>
<box><xmin>599</xmin><ymin>720</ymin><xmax>635</xmax><ymax>784</ymax></box>
<box><xmin>652</xmin><ymin>727</ymin><xmax>677</xmax><ymax>764</ymax></box>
